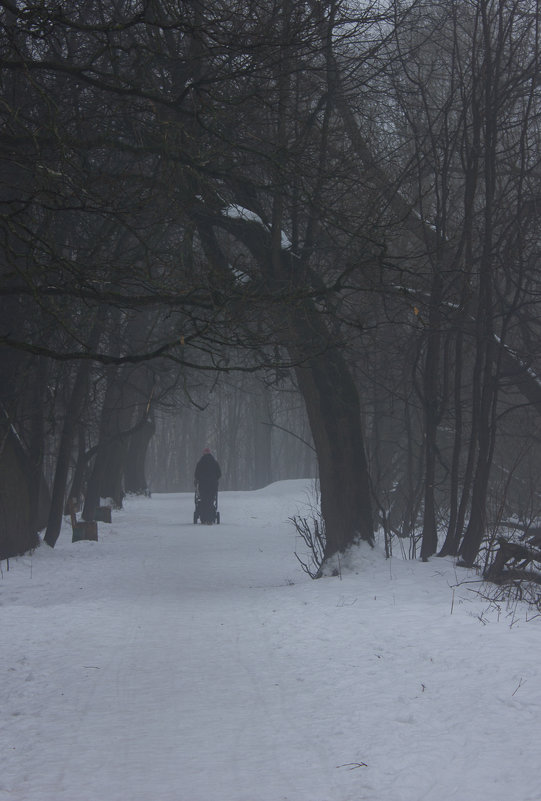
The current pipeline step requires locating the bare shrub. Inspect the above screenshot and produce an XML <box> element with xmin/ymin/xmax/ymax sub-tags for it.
<box><xmin>291</xmin><ymin>512</ymin><xmax>326</xmax><ymax>579</ymax></box>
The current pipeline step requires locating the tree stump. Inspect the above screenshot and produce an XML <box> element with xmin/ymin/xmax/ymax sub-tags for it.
<box><xmin>95</xmin><ymin>506</ymin><xmax>112</xmax><ymax>523</ymax></box>
<box><xmin>69</xmin><ymin>500</ymin><xmax>98</xmax><ymax>543</ymax></box>
<box><xmin>72</xmin><ymin>522</ymin><xmax>98</xmax><ymax>543</ymax></box>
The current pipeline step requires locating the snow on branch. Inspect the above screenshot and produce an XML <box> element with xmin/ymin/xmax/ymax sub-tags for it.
<box><xmin>223</xmin><ymin>204</ymin><xmax>293</xmax><ymax>251</ymax></box>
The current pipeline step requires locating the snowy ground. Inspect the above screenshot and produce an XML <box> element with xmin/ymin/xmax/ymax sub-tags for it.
<box><xmin>1</xmin><ymin>479</ymin><xmax>540</xmax><ymax>801</ymax></box>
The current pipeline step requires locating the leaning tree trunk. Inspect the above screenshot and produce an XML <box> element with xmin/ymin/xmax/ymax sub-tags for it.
<box><xmin>294</xmin><ymin>348</ymin><xmax>374</xmax><ymax>560</ymax></box>
<box><xmin>288</xmin><ymin>298</ymin><xmax>374</xmax><ymax>560</ymax></box>
<box><xmin>197</xmin><ymin>214</ymin><xmax>374</xmax><ymax>563</ymax></box>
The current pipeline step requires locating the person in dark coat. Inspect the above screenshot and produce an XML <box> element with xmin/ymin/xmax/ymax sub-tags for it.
<box><xmin>194</xmin><ymin>448</ymin><xmax>221</xmax><ymax>523</ymax></box>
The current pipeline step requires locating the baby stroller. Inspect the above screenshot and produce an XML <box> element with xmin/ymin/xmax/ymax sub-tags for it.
<box><xmin>193</xmin><ymin>484</ymin><xmax>220</xmax><ymax>525</ymax></box>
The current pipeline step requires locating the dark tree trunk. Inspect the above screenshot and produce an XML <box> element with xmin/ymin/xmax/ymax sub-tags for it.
<box><xmin>27</xmin><ymin>357</ymin><xmax>51</xmax><ymax>532</ymax></box>
<box><xmin>439</xmin><ymin>331</ymin><xmax>464</xmax><ymax>557</ymax></box>
<box><xmin>0</xmin><ymin>428</ymin><xmax>41</xmax><ymax>559</ymax></box>
<box><xmin>197</xmin><ymin>213</ymin><xmax>373</xmax><ymax>560</ymax></box>
<box><xmin>43</xmin><ymin>313</ymin><xmax>104</xmax><ymax>547</ymax></box>
<box><xmin>420</xmin><ymin>272</ymin><xmax>444</xmax><ymax>561</ymax></box>
<box><xmin>43</xmin><ymin>360</ymin><xmax>92</xmax><ymax>547</ymax></box>
<box><xmin>83</xmin><ymin>435</ymin><xmax>127</xmax><ymax>518</ymax></box>
<box><xmin>84</xmin><ymin>363</ymin><xmax>155</xmax><ymax>516</ymax></box>
<box><xmin>459</xmin><ymin>455</ymin><xmax>491</xmax><ymax>566</ymax></box>
<box><xmin>65</xmin><ymin>425</ymin><xmax>88</xmax><ymax>513</ymax></box>
<box><xmin>124</xmin><ymin>415</ymin><xmax>155</xmax><ymax>495</ymax></box>
<box><xmin>83</xmin><ymin>367</ymin><xmax>129</xmax><ymax>519</ymax></box>
<box><xmin>252</xmin><ymin>389</ymin><xmax>272</xmax><ymax>489</ymax></box>
<box><xmin>459</xmin><ymin>327</ymin><xmax>499</xmax><ymax>566</ymax></box>
<box><xmin>458</xmin><ymin>29</ymin><xmax>501</xmax><ymax>566</ymax></box>
<box><xmin>292</xmin><ymin>328</ymin><xmax>374</xmax><ymax>559</ymax></box>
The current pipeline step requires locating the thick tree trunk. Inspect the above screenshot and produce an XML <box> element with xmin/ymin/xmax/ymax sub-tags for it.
<box><xmin>43</xmin><ymin>313</ymin><xmax>104</xmax><ymax>546</ymax></box>
<box><xmin>124</xmin><ymin>416</ymin><xmax>155</xmax><ymax>495</ymax></box>
<box><xmin>292</xmin><ymin>329</ymin><xmax>373</xmax><ymax>559</ymax></box>
<box><xmin>84</xmin><ymin>364</ymin><xmax>156</xmax><ymax>515</ymax></box>
<box><xmin>43</xmin><ymin>361</ymin><xmax>91</xmax><ymax>547</ymax></box>
<box><xmin>459</xmin><ymin>456</ymin><xmax>491</xmax><ymax>566</ymax></box>
<box><xmin>0</xmin><ymin>428</ymin><xmax>41</xmax><ymax>559</ymax></box>
<box><xmin>459</xmin><ymin>327</ymin><xmax>499</xmax><ymax>566</ymax></box>
<box><xmin>197</xmin><ymin>207</ymin><xmax>373</xmax><ymax>563</ymax></box>
<box><xmin>83</xmin><ymin>367</ymin><xmax>128</xmax><ymax>519</ymax></box>
<box><xmin>65</xmin><ymin>425</ymin><xmax>88</xmax><ymax>513</ymax></box>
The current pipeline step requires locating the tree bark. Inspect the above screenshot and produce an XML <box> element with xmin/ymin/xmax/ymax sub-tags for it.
<box><xmin>83</xmin><ymin>365</ymin><xmax>129</xmax><ymax>519</ymax></box>
<box><xmin>420</xmin><ymin>272</ymin><xmax>444</xmax><ymax>560</ymax></box>
<box><xmin>197</xmin><ymin>214</ymin><xmax>374</xmax><ymax>559</ymax></box>
<box><xmin>43</xmin><ymin>360</ymin><xmax>92</xmax><ymax>547</ymax></box>
<box><xmin>252</xmin><ymin>387</ymin><xmax>272</xmax><ymax>490</ymax></box>
<box><xmin>294</xmin><ymin>343</ymin><xmax>374</xmax><ymax>559</ymax></box>
<box><xmin>124</xmin><ymin>415</ymin><xmax>155</xmax><ymax>495</ymax></box>
<box><xmin>0</xmin><ymin>428</ymin><xmax>41</xmax><ymax>559</ymax></box>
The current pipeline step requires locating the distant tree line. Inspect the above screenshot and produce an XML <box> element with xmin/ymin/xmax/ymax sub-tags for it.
<box><xmin>147</xmin><ymin>371</ymin><xmax>316</xmax><ymax>492</ymax></box>
<box><xmin>1</xmin><ymin>0</ymin><xmax>541</xmax><ymax>575</ymax></box>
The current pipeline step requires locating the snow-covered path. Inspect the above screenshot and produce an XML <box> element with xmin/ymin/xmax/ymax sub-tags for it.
<box><xmin>2</xmin><ymin>482</ymin><xmax>541</xmax><ymax>801</ymax></box>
